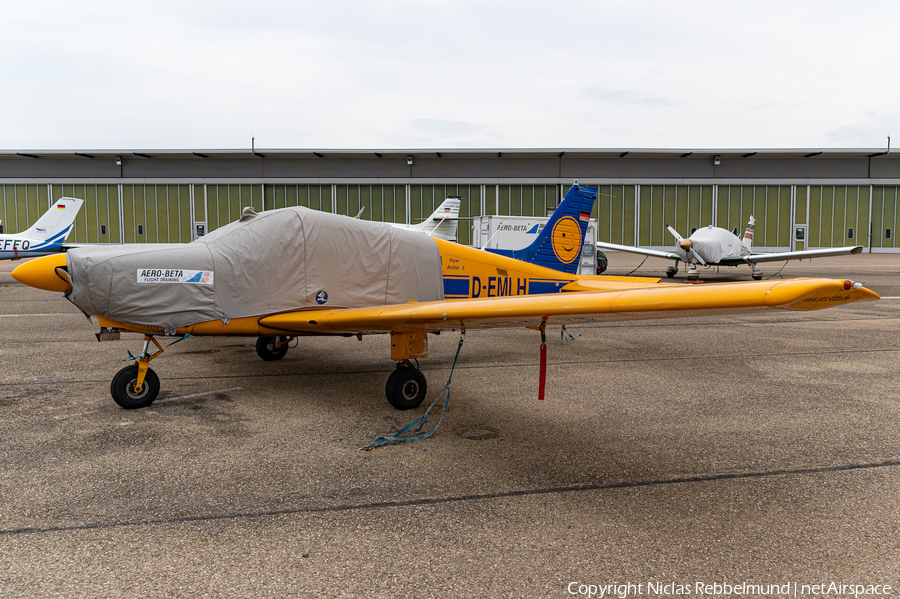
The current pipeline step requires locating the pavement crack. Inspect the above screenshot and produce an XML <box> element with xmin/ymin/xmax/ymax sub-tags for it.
<box><xmin>2</xmin><ymin>458</ymin><xmax>898</xmax><ymax>538</ymax></box>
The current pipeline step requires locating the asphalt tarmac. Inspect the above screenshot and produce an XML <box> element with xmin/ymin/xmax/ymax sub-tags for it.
<box><xmin>1</xmin><ymin>253</ymin><xmax>898</xmax><ymax>598</ymax></box>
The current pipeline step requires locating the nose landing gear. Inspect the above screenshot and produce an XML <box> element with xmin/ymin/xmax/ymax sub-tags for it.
<box><xmin>111</xmin><ymin>364</ymin><xmax>160</xmax><ymax>409</ymax></box>
<box><xmin>256</xmin><ymin>336</ymin><xmax>292</xmax><ymax>361</ymax></box>
<box><xmin>110</xmin><ymin>335</ymin><xmax>163</xmax><ymax>409</ymax></box>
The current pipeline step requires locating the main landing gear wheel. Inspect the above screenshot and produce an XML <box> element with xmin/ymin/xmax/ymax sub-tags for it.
<box><xmin>256</xmin><ymin>336</ymin><xmax>288</xmax><ymax>361</ymax></box>
<box><xmin>110</xmin><ymin>365</ymin><xmax>160</xmax><ymax>409</ymax></box>
<box><xmin>666</xmin><ymin>265</ymin><xmax>677</xmax><ymax>278</ymax></box>
<box><xmin>385</xmin><ymin>366</ymin><xmax>427</xmax><ymax>411</ymax></box>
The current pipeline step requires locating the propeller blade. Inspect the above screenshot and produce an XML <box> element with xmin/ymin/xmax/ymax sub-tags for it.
<box><xmin>666</xmin><ymin>225</ymin><xmax>684</xmax><ymax>242</ymax></box>
<box><xmin>668</xmin><ymin>225</ymin><xmax>707</xmax><ymax>266</ymax></box>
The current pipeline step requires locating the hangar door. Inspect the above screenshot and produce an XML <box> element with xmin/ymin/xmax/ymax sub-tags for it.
<box><xmin>807</xmin><ymin>185</ymin><xmax>870</xmax><ymax>249</ymax></box>
<box><xmin>595</xmin><ymin>185</ymin><xmax>637</xmax><ymax>247</ymax></box>
<box><xmin>715</xmin><ymin>185</ymin><xmax>793</xmax><ymax>251</ymax></box>
<box><xmin>1</xmin><ymin>185</ymin><xmax>50</xmax><ymax>235</ymax></box>
<box><xmin>336</xmin><ymin>184</ymin><xmax>405</xmax><ymax>224</ymax></box>
<box><xmin>121</xmin><ymin>185</ymin><xmax>192</xmax><ymax>243</ymax></box>
<box><xmin>52</xmin><ymin>184</ymin><xmax>122</xmax><ymax>244</ymax></box>
<box><xmin>263</xmin><ymin>184</ymin><xmax>330</xmax><ymax>214</ymax></box>
<box><xmin>870</xmin><ymin>186</ymin><xmax>899</xmax><ymax>249</ymax></box>
<box><xmin>637</xmin><ymin>185</ymin><xmax>715</xmax><ymax>247</ymax></box>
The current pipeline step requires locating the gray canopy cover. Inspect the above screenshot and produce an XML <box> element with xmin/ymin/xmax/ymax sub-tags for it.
<box><xmin>66</xmin><ymin>207</ymin><xmax>444</xmax><ymax>329</ymax></box>
<box><xmin>675</xmin><ymin>226</ymin><xmax>742</xmax><ymax>264</ymax></box>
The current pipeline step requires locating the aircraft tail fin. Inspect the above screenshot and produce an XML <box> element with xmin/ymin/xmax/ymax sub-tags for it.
<box><xmin>23</xmin><ymin>198</ymin><xmax>84</xmax><ymax>242</ymax></box>
<box><xmin>742</xmin><ymin>215</ymin><xmax>755</xmax><ymax>251</ymax></box>
<box><xmin>410</xmin><ymin>196</ymin><xmax>460</xmax><ymax>241</ymax></box>
<box><xmin>485</xmin><ymin>184</ymin><xmax>596</xmax><ymax>274</ymax></box>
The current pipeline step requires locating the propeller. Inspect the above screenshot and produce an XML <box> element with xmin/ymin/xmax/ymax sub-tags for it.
<box><xmin>667</xmin><ymin>225</ymin><xmax>706</xmax><ymax>266</ymax></box>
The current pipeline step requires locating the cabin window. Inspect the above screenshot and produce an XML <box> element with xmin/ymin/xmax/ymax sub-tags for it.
<box><xmin>731</xmin><ymin>227</ymin><xmax>739</xmax><ymax>236</ymax></box>
<box><xmin>137</xmin><ymin>225</ymin><xmax>144</xmax><ymax>236</ymax></box>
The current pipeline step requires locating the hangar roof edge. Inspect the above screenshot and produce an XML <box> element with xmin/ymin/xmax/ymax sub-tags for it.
<box><xmin>0</xmin><ymin>147</ymin><xmax>896</xmax><ymax>159</ymax></box>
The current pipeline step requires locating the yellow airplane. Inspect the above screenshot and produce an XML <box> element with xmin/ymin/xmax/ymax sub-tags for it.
<box><xmin>12</xmin><ymin>185</ymin><xmax>879</xmax><ymax>413</ymax></box>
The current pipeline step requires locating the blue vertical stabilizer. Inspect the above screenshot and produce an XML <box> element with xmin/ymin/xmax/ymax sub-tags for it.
<box><xmin>484</xmin><ymin>184</ymin><xmax>596</xmax><ymax>274</ymax></box>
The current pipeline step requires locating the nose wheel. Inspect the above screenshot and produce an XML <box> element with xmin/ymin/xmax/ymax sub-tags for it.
<box><xmin>385</xmin><ymin>365</ymin><xmax>427</xmax><ymax>410</ymax></box>
<box><xmin>256</xmin><ymin>336</ymin><xmax>290</xmax><ymax>361</ymax></box>
<box><xmin>686</xmin><ymin>264</ymin><xmax>700</xmax><ymax>281</ymax></box>
<box><xmin>111</xmin><ymin>364</ymin><xmax>160</xmax><ymax>409</ymax></box>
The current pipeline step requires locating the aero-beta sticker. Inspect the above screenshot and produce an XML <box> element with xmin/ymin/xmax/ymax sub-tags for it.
<box><xmin>137</xmin><ymin>269</ymin><xmax>214</xmax><ymax>284</ymax></box>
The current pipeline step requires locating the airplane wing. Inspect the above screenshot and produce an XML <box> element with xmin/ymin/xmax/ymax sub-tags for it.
<box><xmin>595</xmin><ymin>241</ymin><xmax>680</xmax><ymax>261</ymax></box>
<box><xmin>718</xmin><ymin>246</ymin><xmax>864</xmax><ymax>265</ymax></box>
<box><xmin>259</xmin><ymin>278</ymin><xmax>878</xmax><ymax>335</ymax></box>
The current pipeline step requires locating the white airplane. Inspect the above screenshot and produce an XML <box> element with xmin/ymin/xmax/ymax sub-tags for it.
<box><xmin>0</xmin><ymin>198</ymin><xmax>85</xmax><ymax>260</ymax></box>
<box><xmin>389</xmin><ymin>197</ymin><xmax>460</xmax><ymax>242</ymax></box>
<box><xmin>597</xmin><ymin>216</ymin><xmax>863</xmax><ymax>280</ymax></box>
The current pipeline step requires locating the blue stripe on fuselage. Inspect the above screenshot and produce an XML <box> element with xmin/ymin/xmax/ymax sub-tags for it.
<box><xmin>443</xmin><ymin>276</ymin><xmax>470</xmax><ymax>298</ymax></box>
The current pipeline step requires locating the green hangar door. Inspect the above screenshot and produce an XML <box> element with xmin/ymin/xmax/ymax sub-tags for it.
<box><xmin>121</xmin><ymin>185</ymin><xmax>193</xmax><ymax>243</ymax></box>
<box><xmin>715</xmin><ymin>186</ymin><xmax>793</xmax><ymax>252</ymax></box>
<box><xmin>50</xmin><ymin>185</ymin><xmax>121</xmax><ymax>244</ymax></box>
<box><xmin>807</xmin><ymin>186</ymin><xmax>870</xmax><ymax>250</ymax></box>
<box><xmin>871</xmin><ymin>186</ymin><xmax>899</xmax><ymax>250</ymax></box>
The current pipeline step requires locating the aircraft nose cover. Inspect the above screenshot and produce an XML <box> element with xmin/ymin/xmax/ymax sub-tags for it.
<box><xmin>64</xmin><ymin>207</ymin><xmax>443</xmax><ymax>329</ymax></box>
<box><xmin>684</xmin><ymin>227</ymin><xmax>738</xmax><ymax>263</ymax></box>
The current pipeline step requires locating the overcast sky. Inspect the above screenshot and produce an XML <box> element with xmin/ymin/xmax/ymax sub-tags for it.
<box><xmin>3</xmin><ymin>1</ymin><xmax>898</xmax><ymax>151</ymax></box>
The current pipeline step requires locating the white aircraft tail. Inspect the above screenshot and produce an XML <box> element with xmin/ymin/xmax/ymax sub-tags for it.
<box><xmin>410</xmin><ymin>197</ymin><xmax>460</xmax><ymax>241</ymax></box>
<box><xmin>23</xmin><ymin>197</ymin><xmax>84</xmax><ymax>241</ymax></box>
<box><xmin>741</xmin><ymin>215</ymin><xmax>755</xmax><ymax>251</ymax></box>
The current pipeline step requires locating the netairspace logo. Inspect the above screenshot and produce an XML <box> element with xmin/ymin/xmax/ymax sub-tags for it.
<box><xmin>566</xmin><ymin>581</ymin><xmax>894</xmax><ymax>598</ymax></box>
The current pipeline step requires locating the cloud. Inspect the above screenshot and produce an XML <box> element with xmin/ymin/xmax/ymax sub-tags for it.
<box><xmin>582</xmin><ymin>87</ymin><xmax>683</xmax><ymax>108</ymax></box>
<box><xmin>825</xmin><ymin>111</ymin><xmax>899</xmax><ymax>149</ymax></box>
<box><xmin>4</xmin><ymin>1</ymin><xmax>900</xmax><ymax>149</ymax></box>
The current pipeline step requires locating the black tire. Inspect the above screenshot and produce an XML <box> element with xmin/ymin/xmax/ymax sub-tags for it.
<box><xmin>110</xmin><ymin>365</ymin><xmax>160</xmax><ymax>409</ymax></box>
<box><xmin>666</xmin><ymin>270</ymin><xmax>676</xmax><ymax>278</ymax></box>
<box><xmin>385</xmin><ymin>368</ymin><xmax>400</xmax><ymax>399</ymax></box>
<box><xmin>596</xmin><ymin>252</ymin><xmax>608</xmax><ymax>274</ymax></box>
<box><xmin>256</xmin><ymin>336</ymin><xmax>288</xmax><ymax>361</ymax></box>
<box><xmin>386</xmin><ymin>367</ymin><xmax>427</xmax><ymax>410</ymax></box>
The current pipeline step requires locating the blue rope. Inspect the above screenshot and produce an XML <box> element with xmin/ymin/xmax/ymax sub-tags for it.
<box><xmin>561</xmin><ymin>325</ymin><xmax>581</xmax><ymax>344</ymax></box>
<box><xmin>361</xmin><ymin>330</ymin><xmax>466</xmax><ymax>451</ymax></box>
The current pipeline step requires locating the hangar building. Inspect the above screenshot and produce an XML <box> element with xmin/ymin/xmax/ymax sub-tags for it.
<box><xmin>2</xmin><ymin>148</ymin><xmax>899</xmax><ymax>252</ymax></box>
